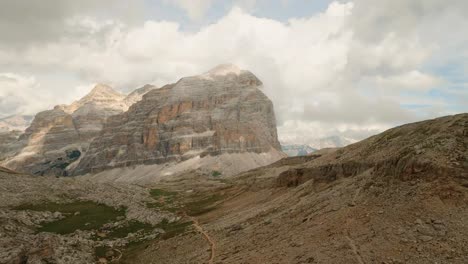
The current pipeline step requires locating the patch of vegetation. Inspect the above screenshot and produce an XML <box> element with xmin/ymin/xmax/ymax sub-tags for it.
<box><xmin>14</xmin><ymin>201</ymin><xmax>125</xmax><ymax>235</ymax></box>
<box><xmin>147</xmin><ymin>188</ymin><xmax>180</xmax><ymax>212</ymax></box>
<box><xmin>67</xmin><ymin>150</ymin><xmax>81</xmax><ymax>160</ymax></box>
<box><xmin>116</xmin><ymin>219</ymin><xmax>192</xmax><ymax>263</ymax></box>
<box><xmin>106</xmin><ymin>220</ymin><xmax>154</xmax><ymax>239</ymax></box>
<box><xmin>52</xmin><ymin>162</ymin><xmax>70</xmax><ymax>170</ymax></box>
<box><xmin>94</xmin><ymin>246</ymin><xmax>110</xmax><ymax>259</ymax></box>
<box><xmin>184</xmin><ymin>194</ymin><xmax>223</xmax><ymax>216</ymax></box>
<box><xmin>149</xmin><ymin>188</ymin><xmax>177</xmax><ymax>199</ymax></box>
<box><xmin>146</xmin><ymin>201</ymin><xmax>164</xmax><ymax>208</ymax></box>
<box><xmin>118</xmin><ymin>239</ymin><xmax>155</xmax><ymax>264</ymax></box>
<box><xmin>211</xmin><ymin>170</ymin><xmax>222</xmax><ymax>177</ymax></box>
<box><xmin>145</xmin><ymin>201</ymin><xmax>179</xmax><ymax>212</ymax></box>
<box><xmin>155</xmin><ymin>218</ymin><xmax>192</xmax><ymax>239</ymax></box>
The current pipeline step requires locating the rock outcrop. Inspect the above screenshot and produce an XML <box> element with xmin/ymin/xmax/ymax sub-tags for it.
<box><xmin>74</xmin><ymin>64</ymin><xmax>282</xmax><ymax>175</ymax></box>
<box><xmin>234</xmin><ymin>113</ymin><xmax>468</xmax><ymax>189</ymax></box>
<box><xmin>2</xmin><ymin>84</ymin><xmax>154</xmax><ymax>176</ymax></box>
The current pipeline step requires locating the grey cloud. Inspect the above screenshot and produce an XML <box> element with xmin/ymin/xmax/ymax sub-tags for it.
<box><xmin>0</xmin><ymin>92</ymin><xmax>30</xmax><ymax>118</ymax></box>
<box><xmin>338</xmin><ymin>128</ymin><xmax>384</xmax><ymax>141</ymax></box>
<box><xmin>0</xmin><ymin>1</ymin><xmax>466</xmax><ymax>144</ymax></box>
<box><xmin>302</xmin><ymin>92</ymin><xmax>417</xmax><ymax>125</ymax></box>
<box><xmin>349</xmin><ymin>0</ymin><xmax>468</xmax><ymax>43</ymax></box>
<box><xmin>0</xmin><ymin>0</ymin><xmax>144</xmax><ymax>48</ymax></box>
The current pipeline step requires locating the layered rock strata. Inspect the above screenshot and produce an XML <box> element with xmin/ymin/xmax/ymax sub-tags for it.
<box><xmin>74</xmin><ymin>64</ymin><xmax>282</xmax><ymax>175</ymax></box>
<box><xmin>3</xmin><ymin>84</ymin><xmax>154</xmax><ymax>176</ymax></box>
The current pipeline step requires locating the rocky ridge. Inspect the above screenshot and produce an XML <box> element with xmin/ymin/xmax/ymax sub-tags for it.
<box><xmin>2</xmin><ymin>84</ymin><xmax>154</xmax><ymax>176</ymax></box>
<box><xmin>130</xmin><ymin>114</ymin><xmax>468</xmax><ymax>263</ymax></box>
<box><xmin>74</xmin><ymin>64</ymin><xmax>282</xmax><ymax>175</ymax></box>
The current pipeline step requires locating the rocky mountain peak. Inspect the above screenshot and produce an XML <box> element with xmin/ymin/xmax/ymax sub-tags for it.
<box><xmin>125</xmin><ymin>84</ymin><xmax>157</xmax><ymax>106</ymax></box>
<box><xmin>60</xmin><ymin>84</ymin><xmax>125</xmax><ymax>115</ymax></box>
<box><xmin>204</xmin><ymin>63</ymin><xmax>243</xmax><ymax>77</ymax></box>
<box><xmin>73</xmin><ymin>66</ymin><xmax>282</xmax><ymax>176</ymax></box>
<box><xmin>2</xmin><ymin>83</ymin><xmax>154</xmax><ymax>176</ymax></box>
<box><xmin>78</xmin><ymin>84</ymin><xmax>124</xmax><ymax>104</ymax></box>
<box><xmin>1</xmin><ymin>66</ymin><xmax>280</xmax><ymax>177</ymax></box>
<box><xmin>89</xmin><ymin>83</ymin><xmax>120</xmax><ymax>96</ymax></box>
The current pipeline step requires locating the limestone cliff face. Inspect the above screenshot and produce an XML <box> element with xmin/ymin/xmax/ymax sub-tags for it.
<box><xmin>3</xmin><ymin>84</ymin><xmax>154</xmax><ymax>176</ymax></box>
<box><xmin>74</xmin><ymin>65</ymin><xmax>281</xmax><ymax>174</ymax></box>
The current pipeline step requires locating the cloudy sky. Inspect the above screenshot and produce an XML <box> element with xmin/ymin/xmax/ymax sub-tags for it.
<box><xmin>0</xmin><ymin>0</ymin><xmax>467</xmax><ymax>144</ymax></box>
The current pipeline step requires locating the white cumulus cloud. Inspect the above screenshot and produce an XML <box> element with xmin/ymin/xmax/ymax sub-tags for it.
<box><xmin>0</xmin><ymin>0</ymin><xmax>467</xmax><ymax>145</ymax></box>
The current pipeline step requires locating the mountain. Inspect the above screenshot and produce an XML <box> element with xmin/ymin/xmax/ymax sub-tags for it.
<box><xmin>0</xmin><ymin>115</ymin><xmax>34</xmax><ymax>132</ymax></box>
<box><xmin>73</xmin><ymin>64</ymin><xmax>283</xmax><ymax>176</ymax></box>
<box><xmin>124</xmin><ymin>84</ymin><xmax>157</xmax><ymax>106</ymax></box>
<box><xmin>281</xmin><ymin>144</ymin><xmax>317</xmax><ymax>156</ymax></box>
<box><xmin>2</xmin><ymin>84</ymin><xmax>154</xmax><ymax>176</ymax></box>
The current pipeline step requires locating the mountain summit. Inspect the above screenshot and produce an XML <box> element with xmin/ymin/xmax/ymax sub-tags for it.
<box><xmin>203</xmin><ymin>63</ymin><xmax>244</xmax><ymax>77</ymax></box>
<box><xmin>2</xmin><ymin>66</ymin><xmax>282</xmax><ymax>178</ymax></box>
<box><xmin>73</xmin><ymin>65</ymin><xmax>282</xmax><ymax>177</ymax></box>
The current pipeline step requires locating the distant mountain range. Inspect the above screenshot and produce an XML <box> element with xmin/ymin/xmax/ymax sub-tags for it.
<box><xmin>281</xmin><ymin>135</ymin><xmax>358</xmax><ymax>157</ymax></box>
<box><xmin>307</xmin><ymin>135</ymin><xmax>357</xmax><ymax>149</ymax></box>
<box><xmin>0</xmin><ymin>115</ymin><xmax>34</xmax><ymax>132</ymax></box>
<box><xmin>281</xmin><ymin>144</ymin><xmax>317</xmax><ymax>157</ymax></box>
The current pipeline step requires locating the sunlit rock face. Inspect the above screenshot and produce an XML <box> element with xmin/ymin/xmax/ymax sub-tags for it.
<box><xmin>74</xmin><ymin>64</ymin><xmax>282</xmax><ymax>175</ymax></box>
<box><xmin>2</xmin><ymin>84</ymin><xmax>154</xmax><ymax>176</ymax></box>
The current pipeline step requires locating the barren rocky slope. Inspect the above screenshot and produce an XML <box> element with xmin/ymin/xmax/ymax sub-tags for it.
<box><xmin>74</xmin><ymin>64</ymin><xmax>282</xmax><ymax>175</ymax></box>
<box><xmin>1</xmin><ymin>114</ymin><xmax>466</xmax><ymax>264</ymax></box>
<box><xmin>128</xmin><ymin>114</ymin><xmax>468</xmax><ymax>263</ymax></box>
<box><xmin>2</xmin><ymin>84</ymin><xmax>153</xmax><ymax>176</ymax></box>
<box><xmin>0</xmin><ymin>168</ymin><xmax>178</xmax><ymax>264</ymax></box>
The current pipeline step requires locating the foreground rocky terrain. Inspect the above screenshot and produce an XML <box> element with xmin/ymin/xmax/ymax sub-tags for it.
<box><xmin>0</xmin><ymin>166</ymin><xmax>184</xmax><ymax>264</ymax></box>
<box><xmin>1</xmin><ymin>114</ymin><xmax>466</xmax><ymax>264</ymax></box>
<box><xmin>127</xmin><ymin>114</ymin><xmax>468</xmax><ymax>263</ymax></box>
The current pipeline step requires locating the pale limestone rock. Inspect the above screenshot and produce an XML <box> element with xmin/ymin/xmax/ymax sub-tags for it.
<box><xmin>2</xmin><ymin>84</ymin><xmax>154</xmax><ymax>176</ymax></box>
<box><xmin>74</xmin><ymin>65</ymin><xmax>282</xmax><ymax>175</ymax></box>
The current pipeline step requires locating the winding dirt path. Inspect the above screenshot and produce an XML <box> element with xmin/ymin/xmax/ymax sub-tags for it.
<box><xmin>185</xmin><ymin>214</ymin><xmax>216</xmax><ymax>264</ymax></box>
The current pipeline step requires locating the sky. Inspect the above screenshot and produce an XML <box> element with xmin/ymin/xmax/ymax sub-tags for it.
<box><xmin>0</xmin><ymin>0</ymin><xmax>467</xmax><ymax>145</ymax></box>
